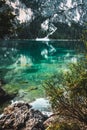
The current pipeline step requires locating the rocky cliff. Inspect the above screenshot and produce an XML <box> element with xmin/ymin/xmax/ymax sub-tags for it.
<box><xmin>5</xmin><ymin>0</ymin><xmax>87</xmax><ymax>39</ymax></box>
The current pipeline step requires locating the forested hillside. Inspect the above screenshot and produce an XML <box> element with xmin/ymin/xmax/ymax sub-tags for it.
<box><xmin>0</xmin><ymin>0</ymin><xmax>87</xmax><ymax>39</ymax></box>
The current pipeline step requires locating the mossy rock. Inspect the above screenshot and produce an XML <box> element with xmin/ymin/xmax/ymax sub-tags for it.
<box><xmin>3</xmin><ymin>83</ymin><xmax>19</xmax><ymax>95</ymax></box>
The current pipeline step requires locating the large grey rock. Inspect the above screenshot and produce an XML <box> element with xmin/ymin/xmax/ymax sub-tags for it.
<box><xmin>0</xmin><ymin>102</ymin><xmax>48</xmax><ymax>130</ymax></box>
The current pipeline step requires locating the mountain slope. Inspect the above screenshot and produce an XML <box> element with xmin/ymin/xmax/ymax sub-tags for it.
<box><xmin>5</xmin><ymin>0</ymin><xmax>87</xmax><ymax>39</ymax></box>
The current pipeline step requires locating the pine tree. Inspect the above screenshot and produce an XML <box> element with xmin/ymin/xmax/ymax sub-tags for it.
<box><xmin>0</xmin><ymin>0</ymin><xmax>16</xmax><ymax>39</ymax></box>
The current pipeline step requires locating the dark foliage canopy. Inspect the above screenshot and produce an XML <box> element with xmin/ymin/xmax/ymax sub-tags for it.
<box><xmin>0</xmin><ymin>0</ymin><xmax>16</xmax><ymax>39</ymax></box>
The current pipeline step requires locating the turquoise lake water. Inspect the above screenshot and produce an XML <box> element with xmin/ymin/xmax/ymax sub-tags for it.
<box><xmin>0</xmin><ymin>40</ymin><xmax>84</xmax><ymax>101</ymax></box>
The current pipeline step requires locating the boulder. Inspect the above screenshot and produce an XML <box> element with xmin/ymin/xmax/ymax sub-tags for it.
<box><xmin>0</xmin><ymin>102</ymin><xmax>48</xmax><ymax>130</ymax></box>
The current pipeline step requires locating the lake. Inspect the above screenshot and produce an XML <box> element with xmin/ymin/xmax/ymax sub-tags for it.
<box><xmin>0</xmin><ymin>40</ymin><xmax>84</xmax><ymax>102</ymax></box>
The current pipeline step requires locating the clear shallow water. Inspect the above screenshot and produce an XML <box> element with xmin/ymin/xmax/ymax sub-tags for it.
<box><xmin>0</xmin><ymin>40</ymin><xmax>84</xmax><ymax>101</ymax></box>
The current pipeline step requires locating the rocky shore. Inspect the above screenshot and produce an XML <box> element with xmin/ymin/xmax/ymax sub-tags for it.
<box><xmin>0</xmin><ymin>102</ymin><xmax>49</xmax><ymax>130</ymax></box>
<box><xmin>0</xmin><ymin>79</ymin><xmax>54</xmax><ymax>130</ymax></box>
<box><xmin>0</xmin><ymin>79</ymin><xmax>53</xmax><ymax>130</ymax></box>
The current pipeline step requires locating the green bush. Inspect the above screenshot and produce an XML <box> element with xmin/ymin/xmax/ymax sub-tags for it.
<box><xmin>44</xmin><ymin>61</ymin><xmax>87</xmax><ymax>130</ymax></box>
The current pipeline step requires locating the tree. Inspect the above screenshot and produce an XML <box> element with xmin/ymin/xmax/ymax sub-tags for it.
<box><xmin>0</xmin><ymin>0</ymin><xmax>16</xmax><ymax>39</ymax></box>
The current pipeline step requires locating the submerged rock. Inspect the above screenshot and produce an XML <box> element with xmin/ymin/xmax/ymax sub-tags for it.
<box><xmin>0</xmin><ymin>79</ymin><xmax>16</xmax><ymax>104</ymax></box>
<box><xmin>0</xmin><ymin>102</ymin><xmax>48</xmax><ymax>130</ymax></box>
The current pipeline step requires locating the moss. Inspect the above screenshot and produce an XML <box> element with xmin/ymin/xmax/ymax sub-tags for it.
<box><xmin>22</xmin><ymin>85</ymin><xmax>45</xmax><ymax>101</ymax></box>
<box><xmin>3</xmin><ymin>83</ymin><xmax>20</xmax><ymax>95</ymax></box>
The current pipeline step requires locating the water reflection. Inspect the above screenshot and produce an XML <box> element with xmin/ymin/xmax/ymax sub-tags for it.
<box><xmin>0</xmin><ymin>40</ymin><xmax>85</xmax><ymax>100</ymax></box>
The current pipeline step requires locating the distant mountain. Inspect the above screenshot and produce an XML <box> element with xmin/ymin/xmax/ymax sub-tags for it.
<box><xmin>6</xmin><ymin>0</ymin><xmax>87</xmax><ymax>39</ymax></box>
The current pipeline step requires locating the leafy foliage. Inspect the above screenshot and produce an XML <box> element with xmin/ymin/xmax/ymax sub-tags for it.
<box><xmin>50</xmin><ymin>22</ymin><xmax>83</xmax><ymax>39</ymax></box>
<box><xmin>44</xmin><ymin>61</ymin><xmax>87</xmax><ymax>130</ymax></box>
<box><xmin>46</xmin><ymin>122</ymin><xmax>80</xmax><ymax>130</ymax></box>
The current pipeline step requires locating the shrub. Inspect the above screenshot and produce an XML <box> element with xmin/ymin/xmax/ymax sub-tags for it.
<box><xmin>44</xmin><ymin>61</ymin><xmax>87</xmax><ymax>130</ymax></box>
